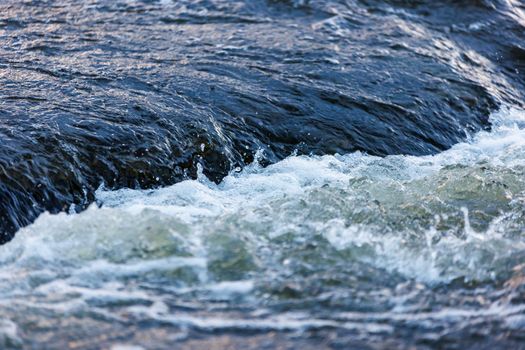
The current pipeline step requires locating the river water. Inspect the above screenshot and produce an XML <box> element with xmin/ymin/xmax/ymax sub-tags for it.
<box><xmin>0</xmin><ymin>0</ymin><xmax>524</xmax><ymax>349</ymax></box>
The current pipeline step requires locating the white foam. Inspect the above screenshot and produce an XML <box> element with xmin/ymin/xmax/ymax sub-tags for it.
<box><xmin>90</xmin><ymin>107</ymin><xmax>525</xmax><ymax>282</ymax></box>
<box><xmin>0</xmin><ymin>107</ymin><xmax>523</xmax><ymax>329</ymax></box>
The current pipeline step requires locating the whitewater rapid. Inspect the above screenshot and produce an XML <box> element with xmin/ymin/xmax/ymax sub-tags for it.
<box><xmin>0</xmin><ymin>106</ymin><xmax>524</xmax><ymax>348</ymax></box>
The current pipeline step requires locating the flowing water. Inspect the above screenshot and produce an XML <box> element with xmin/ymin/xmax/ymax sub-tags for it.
<box><xmin>0</xmin><ymin>107</ymin><xmax>523</xmax><ymax>349</ymax></box>
<box><xmin>0</xmin><ymin>0</ymin><xmax>525</xmax><ymax>349</ymax></box>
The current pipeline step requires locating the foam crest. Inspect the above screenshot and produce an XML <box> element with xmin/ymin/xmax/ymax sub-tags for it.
<box><xmin>0</xmin><ymin>107</ymin><xmax>523</xmax><ymax>342</ymax></box>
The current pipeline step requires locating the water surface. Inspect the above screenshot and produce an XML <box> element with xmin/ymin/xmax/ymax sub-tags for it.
<box><xmin>0</xmin><ymin>0</ymin><xmax>524</xmax><ymax>349</ymax></box>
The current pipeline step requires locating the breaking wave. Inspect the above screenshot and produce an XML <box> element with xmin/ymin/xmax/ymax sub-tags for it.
<box><xmin>0</xmin><ymin>107</ymin><xmax>524</xmax><ymax>348</ymax></box>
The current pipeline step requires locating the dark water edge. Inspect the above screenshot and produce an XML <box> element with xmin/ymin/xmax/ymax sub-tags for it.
<box><xmin>0</xmin><ymin>0</ymin><xmax>524</xmax><ymax>241</ymax></box>
<box><xmin>3</xmin><ymin>322</ymin><xmax>525</xmax><ymax>350</ymax></box>
<box><xmin>2</xmin><ymin>260</ymin><xmax>525</xmax><ymax>350</ymax></box>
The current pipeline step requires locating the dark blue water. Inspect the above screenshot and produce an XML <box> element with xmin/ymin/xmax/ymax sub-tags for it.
<box><xmin>0</xmin><ymin>1</ymin><xmax>524</xmax><ymax>349</ymax></box>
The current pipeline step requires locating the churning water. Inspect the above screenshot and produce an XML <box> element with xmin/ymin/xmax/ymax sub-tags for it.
<box><xmin>0</xmin><ymin>107</ymin><xmax>523</xmax><ymax>349</ymax></box>
<box><xmin>1</xmin><ymin>0</ymin><xmax>525</xmax><ymax>348</ymax></box>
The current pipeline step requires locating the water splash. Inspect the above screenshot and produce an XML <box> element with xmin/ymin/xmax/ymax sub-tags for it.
<box><xmin>0</xmin><ymin>107</ymin><xmax>524</xmax><ymax>348</ymax></box>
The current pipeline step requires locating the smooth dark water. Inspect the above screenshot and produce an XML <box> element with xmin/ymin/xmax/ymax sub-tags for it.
<box><xmin>0</xmin><ymin>0</ymin><xmax>524</xmax><ymax>349</ymax></box>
